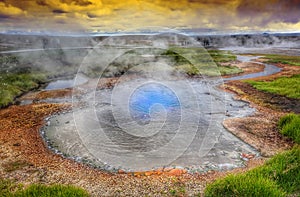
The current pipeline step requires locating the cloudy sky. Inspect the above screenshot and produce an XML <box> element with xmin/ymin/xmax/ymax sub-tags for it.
<box><xmin>0</xmin><ymin>0</ymin><xmax>299</xmax><ymax>33</ymax></box>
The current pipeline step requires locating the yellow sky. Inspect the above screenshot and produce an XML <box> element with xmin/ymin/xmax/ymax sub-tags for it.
<box><xmin>0</xmin><ymin>0</ymin><xmax>299</xmax><ymax>32</ymax></box>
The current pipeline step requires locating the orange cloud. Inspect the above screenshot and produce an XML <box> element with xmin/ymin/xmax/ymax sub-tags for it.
<box><xmin>0</xmin><ymin>2</ymin><xmax>26</xmax><ymax>17</ymax></box>
<box><xmin>0</xmin><ymin>0</ymin><xmax>299</xmax><ymax>32</ymax></box>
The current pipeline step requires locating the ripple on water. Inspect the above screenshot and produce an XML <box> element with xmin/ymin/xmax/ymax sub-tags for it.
<box><xmin>42</xmin><ymin>77</ymin><xmax>258</xmax><ymax>172</ymax></box>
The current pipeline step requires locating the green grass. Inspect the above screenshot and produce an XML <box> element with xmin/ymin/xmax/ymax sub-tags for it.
<box><xmin>208</xmin><ymin>50</ymin><xmax>237</xmax><ymax>63</ymax></box>
<box><xmin>261</xmin><ymin>54</ymin><xmax>300</xmax><ymax>66</ymax></box>
<box><xmin>205</xmin><ymin>146</ymin><xmax>300</xmax><ymax>196</ymax></box>
<box><xmin>165</xmin><ymin>48</ymin><xmax>241</xmax><ymax>76</ymax></box>
<box><xmin>218</xmin><ymin>66</ymin><xmax>242</xmax><ymax>76</ymax></box>
<box><xmin>0</xmin><ymin>179</ymin><xmax>89</xmax><ymax>197</ymax></box>
<box><xmin>205</xmin><ymin>173</ymin><xmax>286</xmax><ymax>197</ymax></box>
<box><xmin>278</xmin><ymin>114</ymin><xmax>300</xmax><ymax>144</ymax></box>
<box><xmin>14</xmin><ymin>184</ymin><xmax>89</xmax><ymax>197</ymax></box>
<box><xmin>0</xmin><ymin>49</ymin><xmax>240</xmax><ymax>107</ymax></box>
<box><xmin>169</xmin><ymin>187</ymin><xmax>186</xmax><ymax>197</ymax></box>
<box><xmin>0</xmin><ymin>179</ymin><xmax>22</xmax><ymax>197</ymax></box>
<box><xmin>89</xmin><ymin>47</ymin><xmax>241</xmax><ymax>77</ymax></box>
<box><xmin>0</xmin><ymin>72</ymin><xmax>46</xmax><ymax>107</ymax></box>
<box><xmin>205</xmin><ymin>116</ymin><xmax>300</xmax><ymax>196</ymax></box>
<box><xmin>247</xmin><ymin>74</ymin><xmax>300</xmax><ymax>99</ymax></box>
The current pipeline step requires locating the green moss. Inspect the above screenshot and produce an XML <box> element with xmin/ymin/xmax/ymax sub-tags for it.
<box><xmin>247</xmin><ymin>74</ymin><xmax>300</xmax><ymax>99</ymax></box>
<box><xmin>0</xmin><ymin>72</ymin><xmax>46</xmax><ymax>107</ymax></box>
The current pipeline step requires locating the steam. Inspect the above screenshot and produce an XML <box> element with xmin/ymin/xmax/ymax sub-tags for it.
<box><xmin>196</xmin><ymin>33</ymin><xmax>300</xmax><ymax>50</ymax></box>
<box><xmin>1</xmin><ymin>32</ymin><xmax>299</xmax><ymax>77</ymax></box>
<box><xmin>0</xmin><ymin>34</ymin><xmax>99</xmax><ymax>75</ymax></box>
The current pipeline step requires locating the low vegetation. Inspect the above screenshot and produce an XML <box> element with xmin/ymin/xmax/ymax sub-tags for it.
<box><xmin>247</xmin><ymin>74</ymin><xmax>300</xmax><ymax>99</ymax></box>
<box><xmin>208</xmin><ymin>50</ymin><xmax>237</xmax><ymax>63</ymax></box>
<box><xmin>0</xmin><ymin>55</ymin><xmax>18</xmax><ymax>65</ymax></box>
<box><xmin>89</xmin><ymin>48</ymin><xmax>242</xmax><ymax>77</ymax></box>
<box><xmin>0</xmin><ymin>72</ymin><xmax>46</xmax><ymax>107</ymax></box>
<box><xmin>279</xmin><ymin>113</ymin><xmax>300</xmax><ymax>144</ymax></box>
<box><xmin>205</xmin><ymin>114</ymin><xmax>300</xmax><ymax>196</ymax></box>
<box><xmin>0</xmin><ymin>179</ymin><xmax>22</xmax><ymax>196</ymax></box>
<box><xmin>205</xmin><ymin>146</ymin><xmax>300</xmax><ymax>196</ymax></box>
<box><xmin>261</xmin><ymin>54</ymin><xmax>300</xmax><ymax>66</ymax></box>
<box><xmin>163</xmin><ymin>48</ymin><xmax>241</xmax><ymax>76</ymax></box>
<box><xmin>14</xmin><ymin>184</ymin><xmax>89</xmax><ymax>197</ymax></box>
<box><xmin>0</xmin><ymin>179</ymin><xmax>89</xmax><ymax>197</ymax></box>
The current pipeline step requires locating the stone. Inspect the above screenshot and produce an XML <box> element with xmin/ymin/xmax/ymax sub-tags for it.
<box><xmin>166</xmin><ymin>168</ymin><xmax>187</xmax><ymax>176</ymax></box>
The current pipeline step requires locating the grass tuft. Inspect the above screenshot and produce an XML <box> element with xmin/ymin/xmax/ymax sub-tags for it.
<box><xmin>205</xmin><ymin>146</ymin><xmax>300</xmax><ymax>196</ymax></box>
<box><xmin>278</xmin><ymin>113</ymin><xmax>300</xmax><ymax>144</ymax></box>
<box><xmin>0</xmin><ymin>179</ymin><xmax>89</xmax><ymax>197</ymax></box>
<box><xmin>0</xmin><ymin>179</ymin><xmax>21</xmax><ymax>197</ymax></box>
<box><xmin>262</xmin><ymin>54</ymin><xmax>300</xmax><ymax>66</ymax></box>
<box><xmin>14</xmin><ymin>184</ymin><xmax>89</xmax><ymax>197</ymax></box>
<box><xmin>205</xmin><ymin>173</ymin><xmax>286</xmax><ymax>197</ymax></box>
<box><xmin>247</xmin><ymin>74</ymin><xmax>300</xmax><ymax>99</ymax></box>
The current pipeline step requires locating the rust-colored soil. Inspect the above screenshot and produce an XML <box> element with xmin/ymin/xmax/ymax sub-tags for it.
<box><xmin>221</xmin><ymin>62</ymin><xmax>300</xmax><ymax>157</ymax></box>
<box><xmin>20</xmin><ymin>89</ymin><xmax>75</xmax><ymax>100</ymax></box>
<box><xmin>223</xmin><ymin>110</ymin><xmax>293</xmax><ymax>157</ymax></box>
<box><xmin>223</xmin><ymin>81</ymin><xmax>300</xmax><ymax>113</ymax></box>
<box><xmin>0</xmin><ymin>103</ymin><xmax>265</xmax><ymax>196</ymax></box>
<box><xmin>1</xmin><ymin>59</ymin><xmax>298</xmax><ymax>196</ymax></box>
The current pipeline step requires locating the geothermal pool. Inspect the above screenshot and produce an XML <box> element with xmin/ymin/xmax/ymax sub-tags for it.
<box><xmin>42</xmin><ymin>78</ymin><xmax>257</xmax><ymax>172</ymax></box>
<box><xmin>41</xmin><ymin>54</ymin><xmax>282</xmax><ymax>172</ymax></box>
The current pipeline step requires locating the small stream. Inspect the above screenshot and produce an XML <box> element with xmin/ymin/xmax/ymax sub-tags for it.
<box><xmin>41</xmin><ymin>55</ymin><xmax>281</xmax><ymax>173</ymax></box>
<box><xmin>224</xmin><ymin>55</ymin><xmax>281</xmax><ymax>81</ymax></box>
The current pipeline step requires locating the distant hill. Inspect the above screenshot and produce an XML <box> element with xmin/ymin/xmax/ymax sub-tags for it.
<box><xmin>0</xmin><ymin>32</ymin><xmax>299</xmax><ymax>51</ymax></box>
<box><xmin>194</xmin><ymin>33</ymin><xmax>300</xmax><ymax>48</ymax></box>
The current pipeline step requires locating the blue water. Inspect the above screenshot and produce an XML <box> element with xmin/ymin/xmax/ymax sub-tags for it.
<box><xmin>129</xmin><ymin>83</ymin><xmax>180</xmax><ymax>122</ymax></box>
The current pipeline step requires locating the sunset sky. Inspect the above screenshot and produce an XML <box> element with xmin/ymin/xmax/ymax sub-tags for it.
<box><xmin>0</xmin><ymin>0</ymin><xmax>299</xmax><ymax>33</ymax></box>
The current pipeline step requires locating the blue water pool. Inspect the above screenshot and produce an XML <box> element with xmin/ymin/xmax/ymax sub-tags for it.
<box><xmin>129</xmin><ymin>83</ymin><xmax>180</xmax><ymax>124</ymax></box>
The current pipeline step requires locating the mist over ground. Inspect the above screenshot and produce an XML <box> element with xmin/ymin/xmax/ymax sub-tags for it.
<box><xmin>1</xmin><ymin>32</ymin><xmax>300</xmax><ymax>51</ymax></box>
<box><xmin>1</xmin><ymin>32</ymin><xmax>299</xmax><ymax>77</ymax></box>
